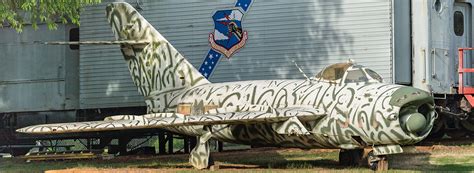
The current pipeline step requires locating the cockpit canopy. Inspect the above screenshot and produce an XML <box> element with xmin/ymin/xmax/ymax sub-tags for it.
<box><xmin>314</xmin><ymin>62</ymin><xmax>383</xmax><ymax>83</ymax></box>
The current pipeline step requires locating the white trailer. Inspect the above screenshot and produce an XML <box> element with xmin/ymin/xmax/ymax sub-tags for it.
<box><xmin>412</xmin><ymin>0</ymin><xmax>474</xmax><ymax>137</ymax></box>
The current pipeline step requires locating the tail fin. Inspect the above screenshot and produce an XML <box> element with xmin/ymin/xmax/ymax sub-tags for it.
<box><xmin>105</xmin><ymin>2</ymin><xmax>209</xmax><ymax>97</ymax></box>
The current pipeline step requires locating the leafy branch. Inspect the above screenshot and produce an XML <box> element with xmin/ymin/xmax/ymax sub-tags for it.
<box><xmin>0</xmin><ymin>0</ymin><xmax>101</xmax><ymax>32</ymax></box>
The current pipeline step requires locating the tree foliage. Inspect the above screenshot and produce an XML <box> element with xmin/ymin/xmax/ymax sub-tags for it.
<box><xmin>0</xmin><ymin>0</ymin><xmax>101</xmax><ymax>32</ymax></box>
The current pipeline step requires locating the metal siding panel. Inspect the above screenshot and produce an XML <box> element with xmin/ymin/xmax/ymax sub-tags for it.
<box><xmin>0</xmin><ymin>82</ymin><xmax>65</xmax><ymax>112</ymax></box>
<box><xmin>79</xmin><ymin>0</ymin><xmax>393</xmax><ymax>109</ymax></box>
<box><xmin>210</xmin><ymin>0</ymin><xmax>392</xmax><ymax>82</ymax></box>
<box><xmin>0</xmin><ymin>25</ymin><xmax>79</xmax><ymax>112</ymax></box>
<box><xmin>393</xmin><ymin>0</ymin><xmax>412</xmax><ymax>84</ymax></box>
<box><xmin>80</xmin><ymin>0</ymin><xmax>143</xmax><ymax>109</ymax></box>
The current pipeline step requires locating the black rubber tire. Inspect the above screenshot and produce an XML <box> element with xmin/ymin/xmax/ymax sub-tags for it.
<box><xmin>351</xmin><ymin>149</ymin><xmax>364</xmax><ymax>166</ymax></box>
<box><xmin>339</xmin><ymin>150</ymin><xmax>352</xmax><ymax>166</ymax></box>
<box><xmin>339</xmin><ymin>149</ymin><xmax>364</xmax><ymax>166</ymax></box>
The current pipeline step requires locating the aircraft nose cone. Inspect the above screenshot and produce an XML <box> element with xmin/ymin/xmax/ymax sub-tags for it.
<box><xmin>400</xmin><ymin>112</ymin><xmax>427</xmax><ymax>133</ymax></box>
<box><xmin>390</xmin><ymin>87</ymin><xmax>435</xmax><ymax>137</ymax></box>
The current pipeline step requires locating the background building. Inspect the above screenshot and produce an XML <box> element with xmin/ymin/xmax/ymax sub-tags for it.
<box><xmin>1</xmin><ymin>0</ymin><xmax>472</xmax><ymax>154</ymax></box>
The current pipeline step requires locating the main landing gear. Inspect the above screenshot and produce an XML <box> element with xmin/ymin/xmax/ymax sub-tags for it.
<box><xmin>189</xmin><ymin>132</ymin><xmax>214</xmax><ymax>169</ymax></box>
<box><xmin>339</xmin><ymin>149</ymin><xmax>389</xmax><ymax>171</ymax></box>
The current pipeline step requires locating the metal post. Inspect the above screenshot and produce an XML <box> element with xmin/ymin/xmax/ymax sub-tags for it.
<box><xmin>158</xmin><ymin>131</ymin><xmax>166</xmax><ymax>154</ymax></box>
<box><xmin>190</xmin><ymin>136</ymin><xmax>197</xmax><ymax>151</ymax></box>
<box><xmin>184</xmin><ymin>136</ymin><xmax>189</xmax><ymax>153</ymax></box>
<box><xmin>217</xmin><ymin>141</ymin><xmax>223</xmax><ymax>152</ymax></box>
<box><xmin>167</xmin><ymin>132</ymin><xmax>173</xmax><ymax>154</ymax></box>
<box><xmin>87</xmin><ymin>138</ymin><xmax>91</xmax><ymax>150</ymax></box>
<box><xmin>118</xmin><ymin>137</ymin><xmax>128</xmax><ymax>155</ymax></box>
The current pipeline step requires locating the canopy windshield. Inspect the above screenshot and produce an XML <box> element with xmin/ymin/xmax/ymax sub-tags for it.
<box><xmin>315</xmin><ymin>63</ymin><xmax>352</xmax><ymax>81</ymax></box>
<box><xmin>314</xmin><ymin>62</ymin><xmax>383</xmax><ymax>83</ymax></box>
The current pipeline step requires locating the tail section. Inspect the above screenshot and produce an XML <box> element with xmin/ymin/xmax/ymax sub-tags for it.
<box><xmin>105</xmin><ymin>2</ymin><xmax>209</xmax><ymax>97</ymax></box>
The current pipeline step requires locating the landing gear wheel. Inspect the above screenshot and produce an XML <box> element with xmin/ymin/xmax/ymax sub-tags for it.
<box><xmin>339</xmin><ymin>149</ymin><xmax>364</xmax><ymax>166</ymax></box>
<box><xmin>427</xmin><ymin>119</ymin><xmax>445</xmax><ymax>140</ymax></box>
<box><xmin>367</xmin><ymin>151</ymin><xmax>388</xmax><ymax>171</ymax></box>
<box><xmin>339</xmin><ymin>150</ymin><xmax>351</xmax><ymax>166</ymax></box>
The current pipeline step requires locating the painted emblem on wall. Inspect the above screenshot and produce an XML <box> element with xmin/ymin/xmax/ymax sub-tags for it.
<box><xmin>209</xmin><ymin>9</ymin><xmax>248</xmax><ymax>58</ymax></box>
<box><xmin>199</xmin><ymin>0</ymin><xmax>253</xmax><ymax>79</ymax></box>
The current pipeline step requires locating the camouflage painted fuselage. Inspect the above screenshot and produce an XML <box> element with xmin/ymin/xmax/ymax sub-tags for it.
<box><xmin>148</xmin><ymin>79</ymin><xmax>433</xmax><ymax>149</ymax></box>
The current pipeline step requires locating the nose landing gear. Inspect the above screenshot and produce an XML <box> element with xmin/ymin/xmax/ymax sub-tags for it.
<box><xmin>338</xmin><ymin>149</ymin><xmax>389</xmax><ymax>171</ymax></box>
<box><xmin>367</xmin><ymin>151</ymin><xmax>388</xmax><ymax>171</ymax></box>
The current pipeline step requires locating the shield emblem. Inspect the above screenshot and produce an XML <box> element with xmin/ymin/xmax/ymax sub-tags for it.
<box><xmin>209</xmin><ymin>8</ymin><xmax>248</xmax><ymax>58</ymax></box>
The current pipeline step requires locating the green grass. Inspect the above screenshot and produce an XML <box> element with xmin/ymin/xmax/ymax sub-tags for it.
<box><xmin>0</xmin><ymin>155</ymin><xmax>188</xmax><ymax>173</ymax></box>
<box><xmin>428</xmin><ymin>153</ymin><xmax>474</xmax><ymax>171</ymax></box>
<box><xmin>1</xmin><ymin>144</ymin><xmax>473</xmax><ymax>173</ymax></box>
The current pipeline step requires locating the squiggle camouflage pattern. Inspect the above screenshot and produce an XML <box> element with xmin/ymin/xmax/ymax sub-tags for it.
<box><xmin>18</xmin><ymin>107</ymin><xmax>324</xmax><ymax>134</ymax></box>
<box><xmin>17</xmin><ymin>2</ymin><xmax>436</xmax><ymax>170</ymax></box>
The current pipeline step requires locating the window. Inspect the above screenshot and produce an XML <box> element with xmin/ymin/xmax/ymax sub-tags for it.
<box><xmin>365</xmin><ymin>69</ymin><xmax>383</xmax><ymax>82</ymax></box>
<box><xmin>454</xmin><ymin>11</ymin><xmax>464</xmax><ymax>36</ymax></box>
<box><xmin>69</xmin><ymin>28</ymin><xmax>79</xmax><ymax>50</ymax></box>
<box><xmin>344</xmin><ymin>69</ymin><xmax>368</xmax><ymax>83</ymax></box>
<box><xmin>434</xmin><ymin>0</ymin><xmax>441</xmax><ymax>13</ymax></box>
<box><xmin>315</xmin><ymin>63</ymin><xmax>351</xmax><ymax>81</ymax></box>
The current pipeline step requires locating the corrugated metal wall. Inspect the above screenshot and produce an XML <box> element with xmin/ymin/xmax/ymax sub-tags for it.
<box><xmin>79</xmin><ymin>0</ymin><xmax>393</xmax><ymax>109</ymax></box>
<box><xmin>0</xmin><ymin>24</ymin><xmax>79</xmax><ymax>112</ymax></box>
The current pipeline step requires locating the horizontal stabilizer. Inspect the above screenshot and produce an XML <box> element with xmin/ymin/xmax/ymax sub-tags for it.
<box><xmin>17</xmin><ymin>107</ymin><xmax>325</xmax><ymax>134</ymax></box>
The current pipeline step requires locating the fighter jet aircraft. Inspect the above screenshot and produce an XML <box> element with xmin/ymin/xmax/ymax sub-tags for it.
<box><xmin>17</xmin><ymin>2</ymin><xmax>436</xmax><ymax>171</ymax></box>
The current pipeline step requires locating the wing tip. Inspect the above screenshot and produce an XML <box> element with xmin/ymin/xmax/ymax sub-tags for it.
<box><xmin>15</xmin><ymin>128</ymin><xmax>25</xmax><ymax>133</ymax></box>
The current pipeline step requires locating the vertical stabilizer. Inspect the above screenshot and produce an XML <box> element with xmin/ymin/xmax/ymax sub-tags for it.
<box><xmin>105</xmin><ymin>2</ymin><xmax>209</xmax><ymax>97</ymax></box>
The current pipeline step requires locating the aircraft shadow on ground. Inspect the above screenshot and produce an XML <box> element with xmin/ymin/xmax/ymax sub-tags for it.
<box><xmin>129</xmin><ymin>148</ymin><xmax>473</xmax><ymax>171</ymax></box>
